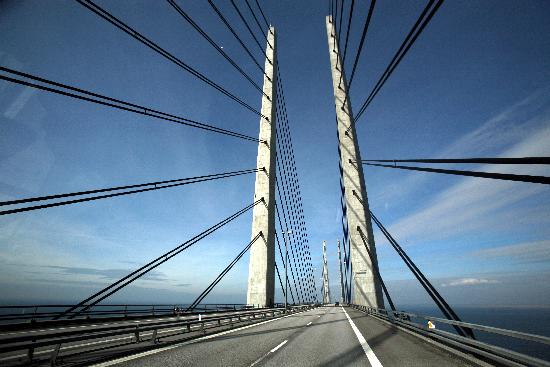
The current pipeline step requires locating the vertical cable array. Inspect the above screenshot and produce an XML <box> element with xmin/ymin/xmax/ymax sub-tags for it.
<box><xmin>275</xmin><ymin>70</ymin><xmax>316</xmax><ymax>303</ymax></box>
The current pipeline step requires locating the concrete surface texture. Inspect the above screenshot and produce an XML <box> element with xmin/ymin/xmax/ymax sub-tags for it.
<box><xmin>325</xmin><ymin>15</ymin><xmax>384</xmax><ymax>308</ymax></box>
<box><xmin>247</xmin><ymin>26</ymin><xmax>278</xmax><ymax>308</ymax></box>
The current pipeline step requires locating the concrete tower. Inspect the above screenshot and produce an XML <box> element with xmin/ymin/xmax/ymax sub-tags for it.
<box><xmin>246</xmin><ymin>27</ymin><xmax>277</xmax><ymax>307</ymax></box>
<box><xmin>325</xmin><ymin>16</ymin><xmax>384</xmax><ymax>308</ymax></box>
<box><xmin>322</xmin><ymin>241</ymin><xmax>331</xmax><ymax>304</ymax></box>
<box><xmin>337</xmin><ymin>240</ymin><xmax>345</xmax><ymax>303</ymax></box>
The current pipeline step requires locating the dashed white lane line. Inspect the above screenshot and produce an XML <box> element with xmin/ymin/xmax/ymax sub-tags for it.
<box><xmin>270</xmin><ymin>340</ymin><xmax>287</xmax><ymax>353</ymax></box>
<box><xmin>249</xmin><ymin>339</ymin><xmax>288</xmax><ymax>366</ymax></box>
<box><xmin>341</xmin><ymin>307</ymin><xmax>383</xmax><ymax>367</ymax></box>
<box><xmin>306</xmin><ymin>321</ymin><xmax>312</xmax><ymax>326</ymax></box>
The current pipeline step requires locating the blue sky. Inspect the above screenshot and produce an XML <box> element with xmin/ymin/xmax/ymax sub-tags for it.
<box><xmin>0</xmin><ymin>0</ymin><xmax>549</xmax><ymax>308</ymax></box>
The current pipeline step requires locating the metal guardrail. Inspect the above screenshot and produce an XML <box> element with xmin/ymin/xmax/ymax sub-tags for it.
<box><xmin>0</xmin><ymin>303</ymin><xmax>257</xmax><ymax>324</ymax></box>
<box><xmin>351</xmin><ymin>304</ymin><xmax>550</xmax><ymax>367</ymax></box>
<box><xmin>0</xmin><ymin>304</ymin><xmax>314</xmax><ymax>366</ymax></box>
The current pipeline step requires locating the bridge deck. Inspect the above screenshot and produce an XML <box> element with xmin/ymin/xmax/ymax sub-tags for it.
<box><xmin>96</xmin><ymin>306</ymin><xmax>481</xmax><ymax>367</ymax></box>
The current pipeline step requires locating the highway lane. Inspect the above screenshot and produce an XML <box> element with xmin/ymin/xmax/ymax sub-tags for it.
<box><xmin>94</xmin><ymin>306</ymin><xmax>483</xmax><ymax>367</ymax></box>
<box><xmin>256</xmin><ymin>306</ymin><xmax>368</xmax><ymax>366</ymax></box>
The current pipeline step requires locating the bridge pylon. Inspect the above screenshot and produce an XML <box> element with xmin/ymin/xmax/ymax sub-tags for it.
<box><xmin>322</xmin><ymin>241</ymin><xmax>331</xmax><ymax>304</ymax></box>
<box><xmin>325</xmin><ymin>16</ymin><xmax>384</xmax><ymax>308</ymax></box>
<box><xmin>246</xmin><ymin>26</ymin><xmax>277</xmax><ymax>307</ymax></box>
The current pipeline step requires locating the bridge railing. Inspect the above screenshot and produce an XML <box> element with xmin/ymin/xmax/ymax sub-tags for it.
<box><xmin>0</xmin><ymin>305</ymin><xmax>314</xmax><ymax>366</ymax></box>
<box><xmin>351</xmin><ymin>304</ymin><xmax>550</xmax><ymax>367</ymax></box>
<box><xmin>0</xmin><ymin>303</ymin><xmax>260</xmax><ymax>325</ymax></box>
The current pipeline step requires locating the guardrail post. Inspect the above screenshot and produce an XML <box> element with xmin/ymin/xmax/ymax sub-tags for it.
<box><xmin>50</xmin><ymin>343</ymin><xmax>61</xmax><ymax>366</ymax></box>
<box><xmin>33</xmin><ymin>306</ymin><xmax>38</xmax><ymax>321</ymax></box>
<box><xmin>27</xmin><ymin>342</ymin><xmax>35</xmax><ymax>363</ymax></box>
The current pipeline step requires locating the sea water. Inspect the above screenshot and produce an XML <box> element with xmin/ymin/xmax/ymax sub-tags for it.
<box><xmin>399</xmin><ymin>305</ymin><xmax>550</xmax><ymax>361</ymax></box>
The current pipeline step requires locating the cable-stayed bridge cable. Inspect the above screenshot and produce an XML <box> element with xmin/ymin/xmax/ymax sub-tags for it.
<box><xmin>187</xmin><ymin>232</ymin><xmax>263</xmax><ymax>311</ymax></box>
<box><xmin>277</xmin><ymin>102</ymin><xmax>315</xmax><ymax>299</ymax></box>
<box><xmin>253</xmin><ymin>0</ymin><xmax>270</xmax><ymax>28</ymax></box>
<box><xmin>361</xmin><ymin>161</ymin><xmax>550</xmax><ymax>185</ymax></box>
<box><xmin>275</xmin><ymin>174</ymin><xmax>304</xmax><ymax>303</ymax></box>
<box><xmin>353</xmin><ymin>0</ymin><xmax>444</xmax><ymax>123</ymax></box>
<box><xmin>341</xmin><ymin>0</ymin><xmax>376</xmax><ymax>106</ymax></box>
<box><xmin>208</xmin><ymin>0</ymin><xmax>266</xmax><ymax>78</ymax></box>
<box><xmin>244</xmin><ymin>0</ymin><xmax>268</xmax><ymax>40</ymax></box>
<box><xmin>368</xmin><ymin>208</ymin><xmax>475</xmax><ymax>338</ymax></box>
<box><xmin>0</xmin><ymin>169</ymin><xmax>260</xmax><ymax>216</ymax></box>
<box><xmin>276</xmin><ymin>72</ymin><xmax>315</xmax><ymax>299</ymax></box>
<box><xmin>357</xmin><ymin>226</ymin><xmax>396</xmax><ymax>311</ymax></box>
<box><xmin>275</xmin><ymin>202</ymin><xmax>298</xmax><ymax>303</ymax></box>
<box><xmin>275</xmin><ymin>229</ymin><xmax>297</xmax><ymax>304</ymax></box>
<box><xmin>167</xmin><ymin>0</ymin><xmax>267</xmax><ymax>98</ymax></box>
<box><xmin>230</xmin><ymin>0</ymin><xmax>272</xmax><ymax>61</ymax></box>
<box><xmin>337</xmin><ymin>0</ymin><xmax>355</xmax><ymax>88</ymax></box>
<box><xmin>362</xmin><ymin>157</ymin><xmax>550</xmax><ymax>165</ymax></box>
<box><xmin>55</xmin><ymin>199</ymin><xmax>264</xmax><ymax>319</ymax></box>
<box><xmin>275</xmin><ymin>262</ymin><xmax>286</xmax><ymax>300</ymax></box>
<box><xmin>337</xmin><ymin>0</ymin><xmax>345</xmax><ymax>52</ymax></box>
<box><xmin>275</xmin><ymin>146</ymin><xmax>308</xmax><ymax>301</ymax></box>
<box><xmin>0</xmin><ymin>67</ymin><xmax>260</xmax><ymax>143</ymax></box>
<box><xmin>77</xmin><ymin>0</ymin><xmax>265</xmax><ymax>118</ymax></box>
<box><xmin>275</xmin><ymin>139</ymin><xmax>310</xmax><ymax>300</ymax></box>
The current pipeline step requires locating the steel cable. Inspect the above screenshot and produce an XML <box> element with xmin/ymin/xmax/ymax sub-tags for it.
<box><xmin>187</xmin><ymin>232</ymin><xmax>263</xmax><ymax>311</ymax></box>
<box><xmin>361</xmin><ymin>161</ymin><xmax>550</xmax><ymax>185</ymax></box>
<box><xmin>0</xmin><ymin>67</ymin><xmax>260</xmax><ymax>142</ymax></box>
<box><xmin>167</xmin><ymin>0</ymin><xmax>267</xmax><ymax>98</ymax></box>
<box><xmin>0</xmin><ymin>169</ymin><xmax>259</xmax><ymax>215</ymax></box>
<box><xmin>56</xmin><ymin>199</ymin><xmax>264</xmax><ymax>319</ymax></box>
<box><xmin>77</xmin><ymin>0</ymin><xmax>265</xmax><ymax>118</ymax></box>
<box><xmin>353</xmin><ymin>0</ymin><xmax>444</xmax><ymax>123</ymax></box>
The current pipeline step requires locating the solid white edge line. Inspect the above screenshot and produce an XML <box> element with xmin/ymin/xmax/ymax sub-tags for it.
<box><xmin>341</xmin><ymin>306</ymin><xmax>383</xmax><ymax>367</ymax></box>
<box><xmin>91</xmin><ymin>309</ymin><xmax>311</xmax><ymax>367</ymax></box>
<box><xmin>270</xmin><ymin>339</ymin><xmax>287</xmax><ymax>353</ymax></box>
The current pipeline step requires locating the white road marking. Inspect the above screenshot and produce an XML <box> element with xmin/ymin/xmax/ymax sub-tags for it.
<box><xmin>307</xmin><ymin>321</ymin><xmax>312</xmax><ymax>326</ymax></box>
<box><xmin>249</xmin><ymin>339</ymin><xmax>288</xmax><ymax>366</ymax></box>
<box><xmin>91</xmin><ymin>310</ymin><xmax>309</xmax><ymax>367</ymax></box>
<box><xmin>270</xmin><ymin>339</ymin><xmax>287</xmax><ymax>353</ymax></box>
<box><xmin>341</xmin><ymin>307</ymin><xmax>383</xmax><ymax>367</ymax></box>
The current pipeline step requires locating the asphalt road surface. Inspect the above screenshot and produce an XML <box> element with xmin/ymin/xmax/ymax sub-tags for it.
<box><xmin>94</xmin><ymin>306</ymin><xmax>479</xmax><ymax>367</ymax></box>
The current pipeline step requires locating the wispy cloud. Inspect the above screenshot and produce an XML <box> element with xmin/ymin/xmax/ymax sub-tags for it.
<box><xmin>470</xmin><ymin>240</ymin><xmax>550</xmax><ymax>263</ymax></box>
<box><xmin>3</xmin><ymin>87</ymin><xmax>36</xmax><ymax>120</ymax></box>
<box><xmin>384</xmin><ymin>91</ymin><xmax>550</xmax><ymax>245</ymax></box>
<box><xmin>372</xmin><ymin>88</ymin><xmax>550</xmax><ymax>213</ymax></box>
<box><xmin>45</xmin><ymin>265</ymin><xmax>167</xmax><ymax>281</ymax></box>
<box><xmin>441</xmin><ymin>278</ymin><xmax>500</xmax><ymax>287</ymax></box>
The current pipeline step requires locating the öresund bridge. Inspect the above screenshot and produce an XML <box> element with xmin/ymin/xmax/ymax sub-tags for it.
<box><xmin>1</xmin><ymin>1</ymin><xmax>549</xmax><ymax>366</ymax></box>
